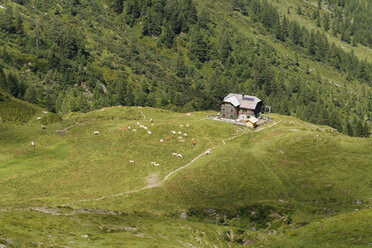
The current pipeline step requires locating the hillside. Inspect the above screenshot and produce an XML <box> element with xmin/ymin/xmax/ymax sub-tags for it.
<box><xmin>0</xmin><ymin>99</ymin><xmax>371</xmax><ymax>247</ymax></box>
<box><xmin>0</xmin><ymin>0</ymin><xmax>370</xmax><ymax>137</ymax></box>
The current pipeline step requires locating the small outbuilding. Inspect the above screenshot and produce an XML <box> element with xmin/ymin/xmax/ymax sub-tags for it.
<box><xmin>246</xmin><ymin>116</ymin><xmax>259</xmax><ymax>128</ymax></box>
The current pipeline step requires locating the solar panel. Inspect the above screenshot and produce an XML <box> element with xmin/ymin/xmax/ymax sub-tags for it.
<box><xmin>243</xmin><ymin>97</ymin><xmax>255</xmax><ymax>101</ymax></box>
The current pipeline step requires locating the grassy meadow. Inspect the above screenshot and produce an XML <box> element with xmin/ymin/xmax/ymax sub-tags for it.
<box><xmin>0</xmin><ymin>96</ymin><xmax>371</xmax><ymax>247</ymax></box>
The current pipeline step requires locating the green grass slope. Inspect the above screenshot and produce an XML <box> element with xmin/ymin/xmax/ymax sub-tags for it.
<box><xmin>0</xmin><ymin>102</ymin><xmax>371</xmax><ymax>247</ymax></box>
<box><xmin>264</xmin><ymin>209</ymin><xmax>372</xmax><ymax>248</ymax></box>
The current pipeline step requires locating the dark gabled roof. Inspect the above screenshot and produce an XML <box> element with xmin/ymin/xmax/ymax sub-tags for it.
<box><xmin>223</xmin><ymin>93</ymin><xmax>262</xmax><ymax>110</ymax></box>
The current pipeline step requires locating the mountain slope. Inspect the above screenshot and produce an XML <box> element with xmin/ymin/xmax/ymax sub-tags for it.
<box><xmin>0</xmin><ymin>99</ymin><xmax>371</xmax><ymax>246</ymax></box>
<box><xmin>0</xmin><ymin>0</ymin><xmax>370</xmax><ymax>137</ymax></box>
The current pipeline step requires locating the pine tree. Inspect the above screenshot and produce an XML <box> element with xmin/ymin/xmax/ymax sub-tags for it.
<box><xmin>323</xmin><ymin>14</ymin><xmax>330</xmax><ymax>31</ymax></box>
<box><xmin>189</xmin><ymin>26</ymin><xmax>208</xmax><ymax>63</ymax></box>
<box><xmin>218</xmin><ymin>27</ymin><xmax>232</xmax><ymax>63</ymax></box>
<box><xmin>24</xmin><ymin>85</ymin><xmax>38</xmax><ymax>104</ymax></box>
<box><xmin>159</xmin><ymin>23</ymin><xmax>175</xmax><ymax>48</ymax></box>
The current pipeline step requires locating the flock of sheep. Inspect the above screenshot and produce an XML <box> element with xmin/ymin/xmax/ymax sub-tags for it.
<box><xmin>99</xmin><ymin>119</ymin><xmax>196</xmax><ymax>167</ymax></box>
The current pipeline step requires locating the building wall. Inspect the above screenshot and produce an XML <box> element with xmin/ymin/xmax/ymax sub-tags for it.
<box><xmin>239</xmin><ymin>108</ymin><xmax>255</xmax><ymax>116</ymax></box>
<box><xmin>221</xmin><ymin>103</ymin><xmax>238</xmax><ymax>119</ymax></box>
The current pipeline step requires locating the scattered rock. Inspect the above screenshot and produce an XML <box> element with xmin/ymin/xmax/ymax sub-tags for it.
<box><xmin>123</xmin><ymin>226</ymin><xmax>138</xmax><ymax>231</ymax></box>
<box><xmin>179</xmin><ymin>211</ymin><xmax>188</xmax><ymax>219</ymax></box>
<box><xmin>243</xmin><ymin>240</ymin><xmax>256</xmax><ymax>245</ymax></box>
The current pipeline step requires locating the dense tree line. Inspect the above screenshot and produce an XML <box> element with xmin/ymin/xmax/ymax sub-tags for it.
<box><xmin>0</xmin><ymin>0</ymin><xmax>370</xmax><ymax>137</ymax></box>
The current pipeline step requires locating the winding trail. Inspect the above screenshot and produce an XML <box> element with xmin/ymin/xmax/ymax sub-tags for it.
<box><xmin>62</xmin><ymin>120</ymin><xmax>281</xmax><ymax>207</ymax></box>
<box><xmin>1</xmin><ymin>120</ymin><xmax>282</xmax><ymax>216</ymax></box>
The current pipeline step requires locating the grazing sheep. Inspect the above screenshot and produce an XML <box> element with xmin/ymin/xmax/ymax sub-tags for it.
<box><xmin>41</xmin><ymin>125</ymin><xmax>46</xmax><ymax>129</ymax></box>
<box><xmin>192</xmin><ymin>140</ymin><xmax>197</xmax><ymax>145</ymax></box>
<box><xmin>186</xmin><ymin>124</ymin><xmax>190</xmax><ymax>127</ymax></box>
<box><xmin>36</xmin><ymin>117</ymin><xmax>42</xmax><ymax>120</ymax></box>
<box><xmin>42</xmin><ymin>111</ymin><xmax>48</xmax><ymax>114</ymax></box>
<box><xmin>94</xmin><ymin>131</ymin><xmax>100</xmax><ymax>135</ymax></box>
<box><xmin>128</xmin><ymin>126</ymin><xmax>131</xmax><ymax>130</ymax></box>
<box><xmin>171</xmin><ymin>130</ymin><xmax>176</xmax><ymax>134</ymax></box>
<box><xmin>31</xmin><ymin>141</ymin><xmax>35</xmax><ymax>147</ymax></box>
<box><xmin>183</xmin><ymin>133</ymin><xmax>187</xmax><ymax>137</ymax></box>
<box><xmin>149</xmin><ymin>119</ymin><xmax>153</xmax><ymax>122</ymax></box>
<box><xmin>179</xmin><ymin>139</ymin><xmax>185</xmax><ymax>143</ymax></box>
<box><xmin>172</xmin><ymin>153</ymin><xmax>178</xmax><ymax>157</ymax></box>
<box><xmin>160</xmin><ymin>139</ymin><xmax>164</xmax><ymax>143</ymax></box>
<box><xmin>177</xmin><ymin>131</ymin><xmax>182</xmax><ymax>134</ymax></box>
<box><xmin>143</xmin><ymin>126</ymin><xmax>148</xmax><ymax>130</ymax></box>
<box><xmin>177</xmin><ymin>154</ymin><xmax>183</xmax><ymax>158</ymax></box>
<box><xmin>147</xmin><ymin>131</ymin><xmax>152</xmax><ymax>134</ymax></box>
<box><xmin>180</xmin><ymin>124</ymin><xmax>184</xmax><ymax>128</ymax></box>
<box><xmin>205</xmin><ymin>150</ymin><xmax>211</xmax><ymax>155</ymax></box>
<box><xmin>137</xmin><ymin>122</ymin><xmax>140</xmax><ymax>125</ymax></box>
<box><xmin>129</xmin><ymin>160</ymin><xmax>134</xmax><ymax>163</ymax></box>
<box><xmin>132</xmin><ymin>129</ymin><xmax>137</xmax><ymax>132</ymax></box>
<box><xmin>178</xmin><ymin>136</ymin><xmax>183</xmax><ymax>139</ymax></box>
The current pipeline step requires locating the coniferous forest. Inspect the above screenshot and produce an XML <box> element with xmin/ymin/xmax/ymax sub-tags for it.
<box><xmin>0</xmin><ymin>0</ymin><xmax>371</xmax><ymax>137</ymax></box>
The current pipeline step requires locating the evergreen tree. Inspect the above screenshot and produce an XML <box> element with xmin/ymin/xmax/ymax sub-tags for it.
<box><xmin>189</xmin><ymin>26</ymin><xmax>208</xmax><ymax>63</ymax></box>
<box><xmin>159</xmin><ymin>23</ymin><xmax>175</xmax><ymax>48</ymax></box>
<box><xmin>323</xmin><ymin>14</ymin><xmax>330</xmax><ymax>31</ymax></box>
<box><xmin>24</xmin><ymin>85</ymin><xmax>38</xmax><ymax>104</ymax></box>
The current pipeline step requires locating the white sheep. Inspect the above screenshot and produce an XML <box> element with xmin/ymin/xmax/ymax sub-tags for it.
<box><xmin>31</xmin><ymin>141</ymin><xmax>35</xmax><ymax>147</ymax></box>
<box><xmin>177</xmin><ymin>154</ymin><xmax>183</xmax><ymax>158</ymax></box>
<box><xmin>128</xmin><ymin>126</ymin><xmax>131</xmax><ymax>130</ymax></box>
<box><xmin>160</xmin><ymin>139</ymin><xmax>164</xmax><ymax>143</ymax></box>
<box><xmin>183</xmin><ymin>133</ymin><xmax>188</xmax><ymax>137</ymax></box>
<box><xmin>205</xmin><ymin>150</ymin><xmax>211</xmax><ymax>155</ymax></box>
<box><xmin>132</xmin><ymin>129</ymin><xmax>137</xmax><ymax>132</ymax></box>
<box><xmin>178</xmin><ymin>136</ymin><xmax>182</xmax><ymax>139</ymax></box>
<box><xmin>129</xmin><ymin>160</ymin><xmax>134</xmax><ymax>163</ymax></box>
<box><xmin>172</xmin><ymin>152</ymin><xmax>178</xmax><ymax>157</ymax></box>
<box><xmin>94</xmin><ymin>131</ymin><xmax>100</xmax><ymax>135</ymax></box>
<box><xmin>147</xmin><ymin>131</ymin><xmax>152</xmax><ymax>134</ymax></box>
<box><xmin>177</xmin><ymin>131</ymin><xmax>182</xmax><ymax>134</ymax></box>
<box><xmin>171</xmin><ymin>130</ymin><xmax>176</xmax><ymax>134</ymax></box>
<box><xmin>180</xmin><ymin>124</ymin><xmax>184</xmax><ymax>128</ymax></box>
<box><xmin>186</xmin><ymin>124</ymin><xmax>190</xmax><ymax>127</ymax></box>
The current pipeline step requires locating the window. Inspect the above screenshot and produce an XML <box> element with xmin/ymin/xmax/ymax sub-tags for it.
<box><xmin>222</xmin><ymin>108</ymin><xmax>225</xmax><ymax>111</ymax></box>
<box><xmin>230</xmin><ymin>115</ymin><xmax>233</xmax><ymax>118</ymax></box>
<box><xmin>223</xmin><ymin>114</ymin><xmax>226</xmax><ymax>117</ymax></box>
<box><xmin>231</xmin><ymin>109</ymin><xmax>234</xmax><ymax>112</ymax></box>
